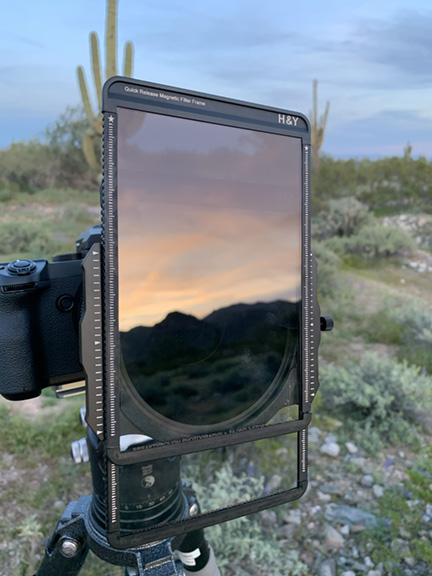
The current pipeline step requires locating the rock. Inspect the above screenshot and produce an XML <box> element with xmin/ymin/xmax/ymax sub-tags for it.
<box><xmin>284</xmin><ymin>509</ymin><xmax>301</xmax><ymax>525</ymax></box>
<box><xmin>340</xmin><ymin>524</ymin><xmax>350</xmax><ymax>535</ymax></box>
<box><xmin>320</xmin><ymin>442</ymin><xmax>341</xmax><ymax>457</ymax></box>
<box><xmin>341</xmin><ymin>572</ymin><xmax>355</xmax><ymax>576</ymax></box>
<box><xmin>318</xmin><ymin>558</ymin><xmax>337</xmax><ymax>576</ymax></box>
<box><xmin>351</xmin><ymin>524</ymin><xmax>368</xmax><ymax>533</ymax></box>
<box><xmin>361</xmin><ymin>474</ymin><xmax>374</xmax><ymax>488</ymax></box>
<box><xmin>325</xmin><ymin>525</ymin><xmax>345</xmax><ymax>549</ymax></box>
<box><xmin>320</xmin><ymin>483</ymin><xmax>345</xmax><ymax>495</ymax></box>
<box><xmin>345</xmin><ymin>442</ymin><xmax>358</xmax><ymax>454</ymax></box>
<box><xmin>351</xmin><ymin>546</ymin><xmax>359</xmax><ymax>558</ymax></box>
<box><xmin>365</xmin><ymin>556</ymin><xmax>374</xmax><ymax>567</ymax></box>
<box><xmin>325</xmin><ymin>504</ymin><xmax>379</xmax><ymax>529</ymax></box>
<box><xmin>325</xmin><ymin>433</ymin><xmax>338</xmax><ymax>443</ymax></box>
<box><xmin>317</xmin><ymin>490</ymin><xmax>332</xmax><ymax>502</ymax></box>
<box><xmin>373</xmin><ymin>485</ymin><xmax>384</xmax><ymax>498</ymax></box>
<box><xmin>309</xmin><ymin>426</ymin><xmax>321</xmax><ymax>443</ymax></box>
<box><xmin>350</xmin><ymin>456</ymin><xmax>367</xmax><ymax>467</ymax></box>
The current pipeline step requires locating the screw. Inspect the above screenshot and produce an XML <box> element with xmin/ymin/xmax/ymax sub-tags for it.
<box><xmin>60</xmin><ymin>539</ymin><xmax>80</xmax><ymax>558</ymax></box>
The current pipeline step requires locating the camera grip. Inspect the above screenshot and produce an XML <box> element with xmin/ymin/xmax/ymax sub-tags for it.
<box><xmin>0</xmin><ymin>292</ymin><xmax>44</xmax><ymax>400</ymax></box>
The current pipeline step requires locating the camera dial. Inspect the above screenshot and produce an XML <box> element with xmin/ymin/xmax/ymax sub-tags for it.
<box><xmin>7</xmin><ymin>259</ymin><xmax>37</xmax><ymax>275</ymax></box>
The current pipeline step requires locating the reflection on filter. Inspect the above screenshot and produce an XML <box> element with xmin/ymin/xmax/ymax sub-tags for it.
<box><xmin>120</xmin><ymin>299</ymin><xmax>300</xmax><ymax>427</ymax></box>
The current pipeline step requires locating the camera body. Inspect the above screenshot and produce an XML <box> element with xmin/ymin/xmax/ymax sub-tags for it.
<box><xmin>0</xmin><ymin>226</ymin><xmax>100</xmax><ymax>401</ymax></box>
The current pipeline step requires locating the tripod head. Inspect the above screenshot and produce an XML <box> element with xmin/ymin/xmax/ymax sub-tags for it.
<box><xmin>35</xmin><ymin>409</ymin><xmax>220</xmax><ymax>575</ymax></box>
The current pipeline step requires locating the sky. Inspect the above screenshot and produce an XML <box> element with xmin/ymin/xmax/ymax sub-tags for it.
<box><xmin>117</xmin><ymin>109</ymin><xmax>302</xmax><ymax>326</ymax></box>
<box><xmin>1</xmin><ymin>0</ymin><xmax>432</xmax><ymax>158</ymax></box>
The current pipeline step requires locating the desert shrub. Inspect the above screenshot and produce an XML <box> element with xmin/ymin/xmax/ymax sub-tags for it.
<box><xmin>0</xmin><ymin>140</ymin><xmax>56</xmax><ymax>192</ymax></box>
<box><xmin>191</xmin><ymin>462</ymin><xmax>307</xmax><ymax>575</ymax></box>
<box><xmin>0</xmin><ymin>189</ymin><xmax>15</xmax><ymax>203</ymax></box>
<box><xmin>362</xmin><ymin>308</ymin><xmax>403</xmax><ymax>346</ymax></box>
<box><xmin>325</xmin><ymin>224</ymin><xmax>414</xmax><ymax>263</ymax></box>
<box><xmin>346</xmin><ymin>224</ymin><xmax>414</xmax><ymax>259</ymax></box>
<box><xmin>0</xmin><ymin>107</ymin><xmax>97</xmax><ymax>192</ymax></box>
<box><xmin>312</xmin><ymin>241</ymin><xmax>341</xmax><ymax>299</ymax></box>
<box><xmin>389</xmin><ymin>300</ymin><xmax>432</xmax><ymax>348</ymax></box>
<box><xmin>62</xmin><ymin>202</ymin><xmax>97</xmax><ymax>226</ymax></box>
<box><xmin>387</xmin><ymin>299</ymin><xmax>432</xmax><ymax>373</ymax></box>
<box><xmin>313</xmin><ymin>154</ymin><xmax>432</xmax><ymax>212</ymax></box>
<box><xmin>0</xmin><ymin>221</ymin><xmax>59</xmax><ymax>257</ymax></box>
<box><xmin>320</xmin><ymin>352</ymin><xmax>432</xmax><ymax>450</ymax></box>
<box><xmin>313</xmin><ymin>197</ymin><xmax>372</xmax><ymax>240</ymax></box>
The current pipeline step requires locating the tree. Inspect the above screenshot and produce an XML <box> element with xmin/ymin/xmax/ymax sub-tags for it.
<box><xmin>44</xmin><ymin>106</ymin><xmax>98</xmax><ymax>189</ymax></box>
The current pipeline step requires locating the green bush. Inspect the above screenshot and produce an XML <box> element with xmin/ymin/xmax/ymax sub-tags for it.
<box><xmin>0</xmin><ymin>221</ymin><xmax>60</xmax><ymax>257</ymax></box>
<box><xmin>313</xmin><ymin>197</ymin><xmax>372</xmax><ymax>240</ymax></box>
<box><xmin>320</xmin><ymin>352</ymin><xmax>432</xmax><ymax>450</ymax></box>
<box><xmin>312</xmin><ymin>241</ymin><xmax>342</xmax><ymax>299</ymax></box>
<box><xmin>191</xmin><ymin>462</ymin><xmax>307</xmax><ymax>575</ymax></box>
<box><xmin>0</xmin><ymin>107</ymin><xmax>97</xmax><ymax>192</ymax></box>
<box><xmin>363</xmin><ymin>308</ymin><xmax>403</xmax><ymax>346</ymax></box>
<box><xmin>389</xmin><ymin>300</ymin><xmax>432</xmax><ymax>348</ymax></box>
<box><xmin>347</xmin><ymin>224</ymin><xmax>414</xmax><ymax>259</ymax></box>
<box><xmin>387</xmin><ymin>299</ymin><xmax>432</xmax><ymax>373</ymax></box>
<box><xmin>325</xmin><ymin>224</ymin><xmax>414</xmax><ymax>263</ymax></box>
<box><xmin>313</xmin><ymin>154</ymin><xmax>432</xmax><ymax>213</ymax></box>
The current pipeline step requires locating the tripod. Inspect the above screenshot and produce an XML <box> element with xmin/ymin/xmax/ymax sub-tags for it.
<box><xmin>34</xmin><ymin>426</ymin><xmax>221</xmax><ymax>576</ymax></box>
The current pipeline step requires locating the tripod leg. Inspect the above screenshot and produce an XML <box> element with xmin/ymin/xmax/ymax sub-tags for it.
<box><xmin>122</xmin><ymin>540</ymin><xmax>185</xmax><ymax>575</ymax></box>
<box><xmin>34</xmin><ymin>497</ymin><xmax>90</xmax><ymax>576</ymax></box>
<box><xmin>178</xmin><ymin>530</ymin><xmax>220</xmax><ymax>576</ymax></box>
<box><xmin>183</xmin><ymin>546</ymin><xmax>220</xmax><ymax>576</ymax></box>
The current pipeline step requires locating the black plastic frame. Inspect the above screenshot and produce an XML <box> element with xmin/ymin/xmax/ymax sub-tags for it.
<box><xmin>93</xmin><ymin>77</ymin><xmax>318</xmax><ymax>548</ymax></box>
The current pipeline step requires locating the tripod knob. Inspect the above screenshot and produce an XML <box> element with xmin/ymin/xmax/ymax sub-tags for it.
<box><xmin>71</xmin><ymin>438</ymin><xmax>89</xmax><ymax>464</ymax></box>
<box><xmin>320</xmin><ymin>316</ymin><xmax>334</xmax><ymax>331</ymax></box>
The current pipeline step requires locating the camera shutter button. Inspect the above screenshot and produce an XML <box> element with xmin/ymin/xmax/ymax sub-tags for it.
<box><xmin>7</xmin><ymin>259</ymin><xmax>37</xmax><ymax>275</ymax></box>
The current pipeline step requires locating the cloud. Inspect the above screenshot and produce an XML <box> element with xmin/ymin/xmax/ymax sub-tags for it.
<box><xmin>352</xmin><ymin>10</ymin><xmax>432</xmax><ymax>83</ymax></box>
<box><xmin>313</xmin><ymin>9</ymin><xmax>432</xmax><ymax>89</ymax></box>
<box><xmin>324</xmin><ymin>109</ymin><xmax>432</xmax><ymax>158</ymax></box>
<box><xmin>15</xmin><ymin>35</ymin><xmax>46</xmax><ymax>50</ymax></box>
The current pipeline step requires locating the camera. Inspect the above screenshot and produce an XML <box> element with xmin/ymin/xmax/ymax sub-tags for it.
<box><xmin>0</xmin><ymin>226</ymin><xmax>101</xmax><ymax>401</ymax></box>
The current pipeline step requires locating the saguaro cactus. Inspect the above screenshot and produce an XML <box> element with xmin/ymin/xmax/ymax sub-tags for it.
<box><xmin>77</xmin><ymin>0</ymin><xmax>134</xmax><ymax>172</ymax></box>
<box><xmin>310</xmin><ymin>79</ymin><xmax>330</xmax><ymax>171</ymax></box>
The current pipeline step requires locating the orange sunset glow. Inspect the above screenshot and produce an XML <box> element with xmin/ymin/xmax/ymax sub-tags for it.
<box><xmin>117</xmin><ymin>108</ymin><xmax>302</xmax><ymax>331</ymax></box>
